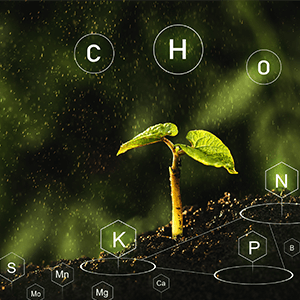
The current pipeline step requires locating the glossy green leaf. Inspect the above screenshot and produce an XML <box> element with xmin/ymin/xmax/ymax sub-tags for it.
<box><xmin>176</xmin><ymin>130</ymin><xmax>238</xmax><ymax>174</ymax></box>
<box><xmin>117</xmin><ymin>123</ymin><xmax>178</xmax><ymax>155</ymax></box>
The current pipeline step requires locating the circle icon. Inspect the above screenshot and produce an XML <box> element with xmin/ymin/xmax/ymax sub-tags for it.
<box><xmin>214</xmin><ymin>265</ymin><xmax>293</xmax><ymax>285</ymax></box>
<box><xmin>153</xmin><ymin>24</ymin><xmax>204</xmax><ymax>75</ymax></box>
<box><xmin>74</xmin><ymin>33</ymin><xmax>115</xmax><ymax>74</ymax></box>
<box><xmin>80</xmin><ymin>257</ymin><xmax>156</xmax><ymax>276</ymax></box>
<box><xmin>246</xmin><ymin>49</ymin><xmax>282</xmax><ymax>85</ymax></box>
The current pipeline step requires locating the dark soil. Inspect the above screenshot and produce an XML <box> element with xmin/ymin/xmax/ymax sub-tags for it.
<box><xmin>1</xmin><ymin>192</ymin><xmax>300</xmax><ymax>300</ymax></box>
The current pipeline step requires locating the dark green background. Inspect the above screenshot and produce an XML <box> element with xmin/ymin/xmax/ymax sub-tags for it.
<box><xmin>0</xmin><ymin>1</ymin><xmax>299</xmax><ymax>263</ymax></box>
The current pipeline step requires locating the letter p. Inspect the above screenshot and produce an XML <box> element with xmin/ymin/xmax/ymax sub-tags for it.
<box><xmin>249</xmin><ymin>241</ymin><xmax>260</xmax><ymax>255</ymax></box>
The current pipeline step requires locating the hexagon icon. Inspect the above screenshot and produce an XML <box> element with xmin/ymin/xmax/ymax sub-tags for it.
<box><xmin>0</xmin><ymin>252</ymin><xmax>25</xmax><ymax>283</ymax></box>
<box><xmin>51</xmin><ymin>262</ymin><xmax>74</xmax><ymax>287</ymax></box>
<box><xmin>265</xmin><ymin>162</ymin><xmax>299</xmax><ymax>199</ymax></box>
<box><xmin>238</xmin><ymin>231</ymin><xmax>267</xmax><ymax>263</ymax></box>
<box><xmin>100</xmin><ymin>220</ymin><xmax>137</xmax><ymax>258</ymax></box>
<box><xmin>92</xmin><ymin>281</ymin><xmax>114</xmax><ymax>300</ymax></box>
<box><xmin>26</xmin><ymin>283</ymin><xmax>45</xmax><ymax>300</ymax></box>
<box><xmin>284</xmin><ymin>238</ymin><xmax>300</xmax><ymax>257</ymax></box>
<box><xmin>153</xmin><ymin>274</ymin><xmax>170</xmax><ymax>294</ymax></box>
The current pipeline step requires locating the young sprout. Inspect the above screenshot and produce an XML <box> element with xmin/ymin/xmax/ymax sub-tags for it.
<box><xmin>117</xmin><ymin>123</ymin><xmax>238</xmax><ymax>239</ymax></box>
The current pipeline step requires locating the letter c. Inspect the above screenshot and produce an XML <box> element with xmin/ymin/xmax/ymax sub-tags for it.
<box><xmin>87</xmin><ymin>44</ymin><xmax>101</xmax><ymax>63</ymax></box>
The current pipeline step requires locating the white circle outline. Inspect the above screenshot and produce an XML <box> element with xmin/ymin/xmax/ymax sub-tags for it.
<box><xmin>153</xmin><ymin>24</ymin><xmax>204</xmax><ymax>75</ymax></box>
<box><xmin>214</xmin><ymin>265</ymin><xmax>293</xmax><ymax>286</ymax></box>
<box><xmin>240</xmin><ymin>202</ymin><xmax>300</xmax><ymax>225</ymax></box>
<box><xmin>74</xmin><ymin>33</ymin><xmax>115</xmax><ymax>74</ymax></box>
<box><xmin>246</xmin><ymin>49</ymin><xmax>282</xmax><ymax>85</ymax></box>
<box><xmin>80</xmin><ymin>257</ymin><xmax>156</xmax><ymax>277</ymax></box>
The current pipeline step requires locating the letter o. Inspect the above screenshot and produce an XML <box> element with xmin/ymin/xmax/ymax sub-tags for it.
<box><xmin>258</xmin><ymin>60</ymin><xmax>270</xmax><ymax>75</ymax></box>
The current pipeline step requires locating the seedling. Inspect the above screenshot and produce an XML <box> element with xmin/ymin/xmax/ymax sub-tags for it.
<box><xmin>117</xmin><ymin>123</ymin><xmax>238</xmax><ymax>239</ymax></box>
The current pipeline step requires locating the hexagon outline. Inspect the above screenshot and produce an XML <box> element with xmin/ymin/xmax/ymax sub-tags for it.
<box><xmin>265</xmin><ymin>161</ymin><xmax>299</xmax><ymax>199</ymax></box>
<box><xmin>0</xmin><ymin>252</ymin><xmax>25</xmax><ymax>283</ymax></box>
<box><xmin>238</xmin><ymin>230</ymin><xmax>267</xmax><ymax>263</ymax></box>
<box><xmin>153</xmin><ymin>274</ymin><xmax>170</xmax><ymax>294</ymax></box>
<box><xmin>51</xmin><ymin>262</ymin><xmax>74</xmax><ymax>287</ymax></box>
<box><xmin>91</xmin><ymin>281</ymin><xmax>114</xmax><ymax>300</ymax></box>
<box><xmin>26</xmin><ymin>283</ymin><xmax>45</xmax><ymax>300</ymax></box>
<box><xmin>284</xmin><ymin>238</ymin><xmax>300</xmax><ymax>257</ymax></box>
<box><xmin>100</xmin><ymin>219</ymin><xmax>137</xmax><ymax>258</ymax></box>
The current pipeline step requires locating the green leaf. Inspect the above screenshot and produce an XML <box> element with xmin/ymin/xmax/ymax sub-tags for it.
<box><xmin>117</xmin><ymin>123</ymin><xmax>178</xmax><ymax>155</ymax></box>
<box><xmin>176</xmin><ymin>130</ymin><xmax>238</xmax><ymax>174</ymax></box>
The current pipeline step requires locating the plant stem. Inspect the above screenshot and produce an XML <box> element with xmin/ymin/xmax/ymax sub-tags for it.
<box><xmin>162</xmin><ymin>137</ymin><xmax>183</xmax><ymax>239</ymax></box>
<box><xmin>169</xmin><ymin>163</ymin><xmax>183</xmax><ymax>239</ymax></box>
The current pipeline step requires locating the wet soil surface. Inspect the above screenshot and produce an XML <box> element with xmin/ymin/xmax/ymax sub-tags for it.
<box><xmin>1</xmin><ymin>192</ymin><xmax>300</xmax><ymax>300</ymax></box>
